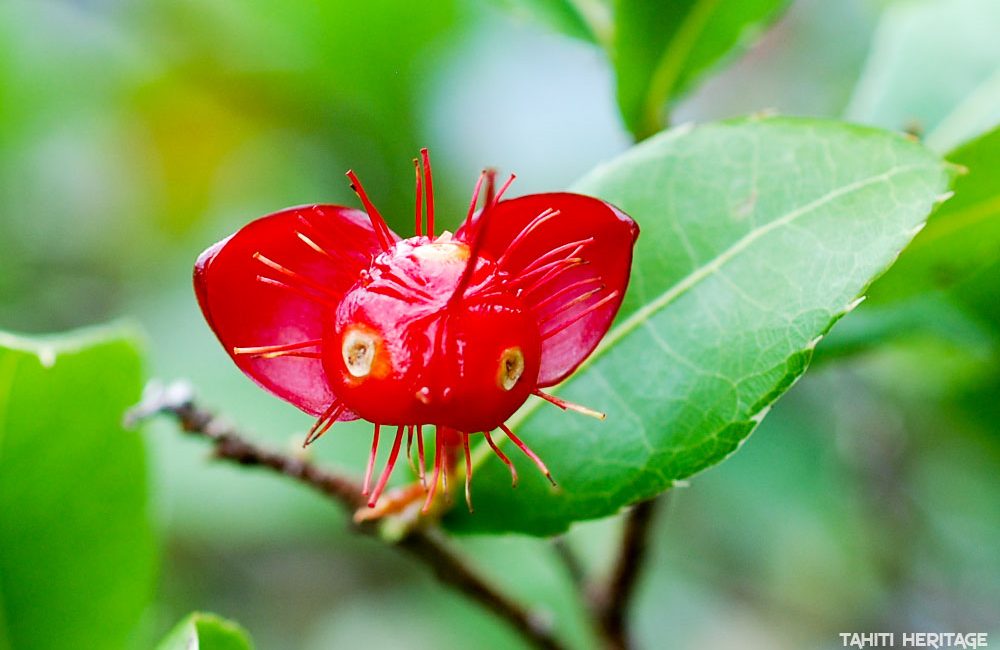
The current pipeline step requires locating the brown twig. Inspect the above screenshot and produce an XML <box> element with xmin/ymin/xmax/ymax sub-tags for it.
<box><xmin>127</xmin><ymin>381</ymin><xmax>566</xmax><ymax>650</ymax></box>
<box><xmin>590</xmin><ymin>495</ymin><xmax>664</xmax><ymax>650</ymax></box>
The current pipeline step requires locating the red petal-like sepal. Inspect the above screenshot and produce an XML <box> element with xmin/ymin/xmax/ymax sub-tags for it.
<box><xmin>458</xmin><ymin>192</ymin><xmax>638</xmax><ymax>386</ymax></box>
<box><xmin>194</xmin><ymin>204</ymin><xmax>391</xmax><ymax>416</ymax></box>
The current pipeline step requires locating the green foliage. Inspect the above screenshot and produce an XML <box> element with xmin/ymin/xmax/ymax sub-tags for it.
<box><xmin>449</xmin><ymin>117</ymin><xmax>950</xmax><ymax>535</ymax></box>
<box><xmin>0</xmin><ymin>326</ymin><xmax>155</xmax><ymax>650</ymax></box>
<box><xmin>612</xmin><ymin>0</ymin><xmax>789</xmax><ymax>138</ymax></box>
<box><xmin>488</xmin><ymin>0</ymin><xmax>609</xmax><ymax>44</ymax></box>
<box><xmin>868</xmin><ymin>126</ymin><xmax>1000</xmax><ymax>313</ymax></box>
<box><xmin>156</xmin><ymin>612</ymin><xmax>254</xmax><ymax>650</ymax></box>
<box><xmin>846</xmin><ymin>0</ymin><xmax>1000</xmax><ymax>143</ymax></box>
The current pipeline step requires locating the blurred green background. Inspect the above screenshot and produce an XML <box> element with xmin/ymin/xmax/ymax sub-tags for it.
<box><xmin>0</xmin><ymin>0</ymin><xmax>997</xmax><ymax>648</ymax></box>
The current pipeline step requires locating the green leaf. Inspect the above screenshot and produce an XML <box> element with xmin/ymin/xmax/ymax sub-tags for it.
<box><xmin>448</xmin><ymin>117</ymin><xmax>950</xmax><ymax>535</ymax></box>
<box><xmin>866</xmin><ymin>126</ymin><xmax>1000</xmax><ymax>307</ymax></box>
<box><xmin>845</xmin><ymin>0</ymin><xmax>1000</xmax><ymax>140</ymax></box>
<box><xmin>926</xmin><ymin>69</ymin><xmax>1000</xmax><ymax>154</ymax></box>
<box><xmin>0</xmin><ymin>325</ymin><xmax>155</xmax><ymax>649</ymax></box>
<box><xmin>156</xmin><ymin>612</ymin><xmax>254</xmax><ymax>650</ymax></box>
<box><xmin>613</xmin><ymin>0</ymin><xmax>789</xmax><ymax>139</ymax></box>
<box><xmin>489</xmin><ymin>0</ymin><xmax>610</xmax><ymax>45</ymax></box>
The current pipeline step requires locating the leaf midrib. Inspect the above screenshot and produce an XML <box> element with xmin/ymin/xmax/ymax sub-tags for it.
<box><xmin>468</xmin><ymin>161</ymin><xmax>937</xmax><ymax>472</ymax></box>
<box><xmin>638</xmin><ymin>0</ymin><xmax>720</xmax><ymax>137</ymax></box>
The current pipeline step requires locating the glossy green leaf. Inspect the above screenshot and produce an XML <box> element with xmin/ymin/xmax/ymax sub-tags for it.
<box><xmin>489</xmin><ymin>0</ymin><xmax>609</xmax><ymax>44</ymax></box>
<box><xmin>846</xmin><ymin>0</ymin><xmax>1000</xmax><ymax>140</ymax></box>
<box><xmin>0</xmin><ymin>326</ymin><xmax>155</xmax><ymax>649</ymax></box>
<box><xmin>867</xmin><ymin>126</ymin><xmax>1000</xmax><ymax>307</ymax></box>
<box><xmin>613</xmin><ymin>0</ymin><xmax>789</xmax><ymax>139</ymax></box>
<box><xmin>448</xmin><ymin>117</ymin><xmax>950</xmax><ymax>535</ymax></box>
<box><xmin>156</xmin><ymin>612</ymin><xmax>254</xmax><ymax>650</ymax></box>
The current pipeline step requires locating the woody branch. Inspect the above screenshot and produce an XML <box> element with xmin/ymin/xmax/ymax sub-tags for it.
<box><xmin>126</xmin><ymin>380</ymin><xmax>566</xmax><ymax>650</ymax></box>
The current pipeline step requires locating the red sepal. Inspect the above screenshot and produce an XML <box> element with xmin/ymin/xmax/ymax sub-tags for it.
<box><xmin>458</xmin><ymin>192</ymin><xmax>638</xmax><ymax>386</ymax></box>
<box><xmin>194</xmin><ymin>204</ymin><xmax>393</xmax><ymax>416</ymax></box>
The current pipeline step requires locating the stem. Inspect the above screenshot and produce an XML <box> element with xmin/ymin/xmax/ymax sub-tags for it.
<box><xmin>127</xmin><ymin>381</ymin><xmax>567</xmax><ymax>650</ymax></box>
<box><xmin>590</xmin><ymin>495</ymin><xmax>664</xmax><ymax>650</ymax></box>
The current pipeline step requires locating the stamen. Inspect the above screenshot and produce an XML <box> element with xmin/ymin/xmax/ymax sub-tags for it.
<box><xmin>516</xmin><ymin>257</ymin><xmax>586</xmax><ymax>294</ymax></box>
<box><xmin>518</xmin><ymin>237</ymin><xmax>594</xmax><ymax>276</ymax></box>
<box><xmin>295</xmin><ymin>231</ymin><xmax>336</xmax><ymax>261</ymax></box>
<box><xmin>299</xmin><ymin>213</ymin><xmax>372</xmax><ymax>255</ymax></box>
<box><xmin>406</xmin><ymin>424</ymin><xmax>414</xmax><ymax>466</ymax></box>
<box><xmin>255</xmin><ymin>275</ymin><xmax>338</xmax><ymax>308</ymax></box>
<box><xmin>533</xmin><ymin>390</ymin><xmax>606</xmax><ymax>420</ymax></box>
<box><xmin>366</xmin><ymin>283</ymin><xmax>433</xmax><ymax>303</ymax></box>
<box><xmin>368</xmin><ymin>425</ymin><xmax>405</xmax><ymax>507</ymax></box>
<box><xmin>499</xmin><ymin>423</ymin><xmax>555</xmax><ymax>486</ymax></box>
<box><xmin>420</xmin><ymin>148</ymin><xmax>435</xmax><ymax>238</ymax></box>
<box><xmin>484</xmin><ymin>430</ymin><xmax>518</xmax><ymax>487</ymax></box>
<box><xmin>233</xmin><ymin>339</ymin><xmax>321</xmax><ymax>359</ymax></box>
<box><xmin>483</xmin><ymin>168</ymin><xmax>497</xmax><ymax>207</ymax></box>
<box><xmin>422</xmin><ymin>434</ymin><xmax>444</xmax><ymax>512</ymax></box>
<box><xmin>463</xmin><ymin>432</ymin><xmax>474</xmax><ymax>512</ymax></box>
<box><xmin>413</xmin><ymin>158</ymin><xmax>423</xmax><ymax>237</ymax></box>
<box><xmin>538</xmin><ymin>286</ymin><xmax>606</xmax><ymax>326</ymax></box>
<box><xmin>380</xmin><ymin>268</ymin><xmax>436</xmax><ymax>300</ymax></box>
<box><xmin>464</xmin><ymin>170</ymin><xmax>488</xmax><ymax>230</ymax></box>
<box><xmin>541</xmin><ymin>290</ymin><xmax>620</xmax><ymax>340</ymax></box>
<box><xmin>362</xmin><ymin>424</ymin><xmax>381</xmax><ymax>496</ymax></box>
<box><xmin>532</xmin><ymin>277</ymin><xmax>603</xmax><ymax>312</ymax></box>
<box><xmin>491</xmin><ymin>173</ymin><xmax>516</xmax><ymax>208</ymax></box>
<box><xmin>254</xmin><ymin>253</ymin><xmax>342</xmax><ymax>300</ymax></box>
<box><xmin>303</xmin><ymin>402</ymin><xmax>346</xmax><ymax>447</ymax></box>
<box><xmin>496</xmin><ymin>208</ymin><xmax>560</xmax><ymax>267</ymax></box>
<box><xmin>447</xmin><ymin>184</ymin><xmax>497</xmax><ymax>309</ymax></box>
<box><xmin>417</xmin><ymin>425</ymin><xmax>427</xmax><ymax>488</ymax></box>
<box><xmin>345</xmin><ymin>170</ymin><xmax>393</xmax><ymax>250</ymax></box>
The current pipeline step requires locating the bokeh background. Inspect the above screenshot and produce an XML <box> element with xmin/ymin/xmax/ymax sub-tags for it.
<box><xmin>1</xmin><ymin>0</ymin><xmax>997</xmax><ymax>647</ymax></box>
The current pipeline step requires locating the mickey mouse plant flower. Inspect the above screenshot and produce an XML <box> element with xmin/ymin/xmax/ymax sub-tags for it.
<box><xmin>194</xmin><ymin>150</ymin><xmax>638</xmax><ymax>516</ymax></box>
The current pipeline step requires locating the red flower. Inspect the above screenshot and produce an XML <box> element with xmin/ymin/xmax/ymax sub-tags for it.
<box><xmin>194</xmin><ymin>150</ymin><xmax>638</xmax><ymax>513</ymax></box>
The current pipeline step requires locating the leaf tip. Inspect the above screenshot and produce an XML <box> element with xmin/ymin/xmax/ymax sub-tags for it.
<box><xmin>933</xmin><ymin>190</ymin><xmax>955</xmax><ymax>206</ymax></box>
<box><xmin>844</xmin><ymin>295</ymin><xmax>867</xmax><ymax>314</ymax></box>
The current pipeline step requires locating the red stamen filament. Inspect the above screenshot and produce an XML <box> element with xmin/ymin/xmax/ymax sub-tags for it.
<box><xmin>362</xmin><ymin>424</ymin><xmax>381</xmax><ymax>496</ymax></box>
<box><xmin>232</xmin><ymin>339</ymin><xmax>321</xmax><ymax>359</ymax></box>
<box><xmin>532</xmin><ymin>277</ymin><xmax>603</xmax><ymax>312</ymax></box>
<box><xmin>463</xmin><ymin>433</ymin><xmax>474</xmax><ymax>512</ymax></box>
<box><xmin>255</xmin><ymin>275</ymin><xmax>337</xmax><ymax>308</ymax></box>
<box><xmin>491</xmin><ymin>173</ymin><xmax>516</xmax><ymax>208</ymax></box>
<box><xmin>538</xmin><ymin>286</ymin><xmax>606</xmax><ymax>326</ymax></box>
<box><xmin>416</xmin><ymin>425</ymin><xmax>427</xmax><ymax>488</ymax></box>
<box><xmin>304</xmin><ymin>402</ymin><xmax>346</xmax><ymax>447</ymax></box>
<box><xmin>517</xmin><ymin>257</ymin><xmax>586</xmax><ymax>294</ymax></box>
<box><xmin>423</xmin><ymin>435</ymin><xmax>444</xmax><ymax>512</ymax></box>
<box><xmin>413</xmin><ymin>159</ymin><xmax>423</xmax><ymax>237</ymax></box>
<box><xmin>254</xmin><ymin>253</ymin><xmax>342</xmax><ymax>301</ymax></box>
<box><xmin>496</xmin><ymin>208</ymin><xmax>560</xmax><ymax>267</ymax></box>
<box><xmin>499</xmin><ymin>423</ymin><xmax>555</xmax><ymax>486</ymax></box>
<box><xmin>381</xmin><ymin>268</ymin><xmax>435</xmax><ymax>300</ymax></box>
<box><xmin>533</xmin><ymin>390</ymin><xmax>606</xmax><ymax>421</ymax></box>
<box><xmin>541</xmin><ymin>290</ymin><xmax>620</xmax><ymax>340</ymax></box>
<box><xmin>484</xmin><ymin>430</ymin><xmax>518</xmax><ymax>487</ymax></box>
<box><xmin>421</xmin><ymin>148</ymin><xmax>435</xmax><ymax>238</ymax></box>
<box><xmin>295</xmin><ymin>230</ymin><xmax>336</xmax><ymax>261</ymax></box>
<box><xmin>464</xmin><ymin>170</ymin><xmax>487</xmax><ymax>230</ymax></box>
<box><xmin>345</xmin><ymin>170</ymin><xmax>393</xmax><ymax>250</ymax></box>
<box><xmin>300</xmin><ymin>212</ymin><xmax>373</xmax><ymax>257</ymax></box>
<box><xmin>483</xmin><ymin>168</ymin><xmax>497</xmax><ymax>207</ymax></box>
<box><xmin>448</xmin><ymin>182</ymin><xmax>498</xmax><ymax>308</ymax></box>
<box><xmin>518</xmin><ymin>239</ymin><xmax>592</xmax><ymax>280</ymax></box>
<box><xmin>368</xmin><ymin>425</ymin><xmax>405</xmax><ymax>507</ymax></box>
